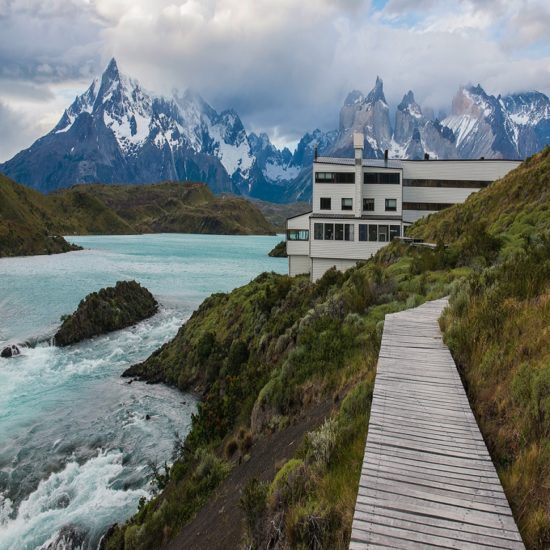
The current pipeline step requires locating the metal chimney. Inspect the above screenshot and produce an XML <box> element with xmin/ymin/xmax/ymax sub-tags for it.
<box><xmin>353</xmin><ymin>132</ymin><xmax>364</xmax><ymax>218</ymax></box>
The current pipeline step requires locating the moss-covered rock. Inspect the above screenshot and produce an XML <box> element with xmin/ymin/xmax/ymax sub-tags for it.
<box><xmin>268</xmin><ymin>240</ymin><xmax>287</xmax><ymax>257</ymax></box>
<box><xmin>54</xmin><ymin>281</ymin><xmax>158</xmax><ymax>346</ymax></box>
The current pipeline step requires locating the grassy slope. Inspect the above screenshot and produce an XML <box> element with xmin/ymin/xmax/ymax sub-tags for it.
<box><xmin>105</xmin><ymin>148</ymin><xmax>549</xmax><ymax>550</ymax></box>
<box><xmin>56</xmin><ymin>183</ymin><xmax>276</xmax><ymax>236</ymax></box>
<box><xmin>0</xmin><ymin>173</ymin><xmax>81</xmax><ymax>257</ymax></box>
<box><xmin>412</xmin><ymin>148</ymin><xmax>550</xmax><ymax>547</ymax></box>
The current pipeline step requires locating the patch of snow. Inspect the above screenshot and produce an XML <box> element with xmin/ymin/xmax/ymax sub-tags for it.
<box><xmin>208</xmin><ymin>122</ymin><xmax>253</xmax><ymax>177</ymax></box>
<box><xmin>387</xmin><ymin>138</ymin><xmax>407</xmax><ymax>159</ymax></box>
<box><xmin>263</xmin><ymin>160</ymin><xmax>300</xmax><ymax>182</ymax></box>
<box><xmin>443</xmin><ymin>115</ymin><xmax>478</xmax><ymax>147</ymax></box>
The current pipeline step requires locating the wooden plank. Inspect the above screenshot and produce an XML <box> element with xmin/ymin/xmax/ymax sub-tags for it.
<box><xmin>349</xmin><ymin>298</ymin><xmax>524</xmax><ymax>549</ymax></box>
<box><xmin>353</xmin><ymin>507</ymin><xmax>524</xmax><ymax>545</ymax></box>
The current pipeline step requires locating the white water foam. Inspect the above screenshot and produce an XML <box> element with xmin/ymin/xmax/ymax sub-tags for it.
<box><xmin>0</xmin><ymin>450</ymin><xmax>148</xmax><ymax>550</ymax></box>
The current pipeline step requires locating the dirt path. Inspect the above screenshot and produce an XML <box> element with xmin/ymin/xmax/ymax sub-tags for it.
<box><xmin>165</xmin><ymin>400</ymin><xmax>333</xmax><ymax>550</ymax></box>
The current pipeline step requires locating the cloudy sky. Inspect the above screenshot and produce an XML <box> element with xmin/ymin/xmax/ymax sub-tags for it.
<box><xmin>0</xmin><ymin>0</ymin><xmax>549</xmax><ymax>161</ymax></box>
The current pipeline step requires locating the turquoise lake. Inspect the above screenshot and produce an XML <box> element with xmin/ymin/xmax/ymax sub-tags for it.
<box><xmin>0</xmin><ymin>233</ymin><xmax>286</xmax><ymax>549</ymax></box>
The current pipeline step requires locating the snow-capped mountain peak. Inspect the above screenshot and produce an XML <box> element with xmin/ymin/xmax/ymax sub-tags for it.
<box><xmin>1</xmin><ymin>60</ymin><xmax>548</xmax><ymax>203</ymax></box>
<box><xmin>366</xmin><ymin>76</ymin><xmax>387</xmax><ymax>105</ymax></box>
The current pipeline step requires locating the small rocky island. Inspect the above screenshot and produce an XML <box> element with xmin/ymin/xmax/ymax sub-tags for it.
<box><xmin>268</xmin><ymin>240</ymin><xmax>287</xmax><ymax>257</ymax></box>
<box><xmin>54</xmin><ymin>281</ymin><xmax>158</xmax><ymax>346</ymax></box>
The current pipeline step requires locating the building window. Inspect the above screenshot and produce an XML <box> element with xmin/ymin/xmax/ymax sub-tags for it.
<box><xmin>378</xmin><ymin>225</ymin><xmax>389</xmax><ymax>242</ymax></box>
<box><xmin>314</xmin><ymin>223</ymin><xmax>323</xmax><ymax>240</ymax></box>
<box><xmin>341</xmin><ymin>198</ymin><xmax>353</xmax><ymax>210</ymax></box>
<box><xmin>364</xmin><ymin>172</ymin><xmax>400</xmax><ymax>184</ymax></box>
<box><xmin>287</xmin><ymin>229</ymin><xmax>309</xmax><ymax>241</ymax></box>
<box><xmin>368</xmin><ymin>225</ymin><xmax>377</xmax><ymax>242</ymax></box>
<box><xmin>324</xmin><ymin>223</ymin><xmax>334</xmax><ymax>240</ymax></box>
<box><xmin>359</xmin><ymin>224</ymin><xmax>368</xmax><ymax>241</ymax></box>
<box><xmin>320</xmin><ymin>197</ymin><xmax>331</xmax><ymax>210</ymax></box>
<box><xmin>315</xmin><ymin>172</ymin><xmax>355</xmax><ymax>184</ymax></box>
<box><xmin>385</xmin><ymin>198</ymin><xmax>397</xmax><ymax>211</ymax></box>
<box><xmin>403</xmin><ymin>179</ymin><xmax>491</xmax><ymax>189</ymax></box>
<box><xmin>389</xmin><ymin>225</ymin><xmax>401</xmax><ymax>240</ymax></box>
<box><xmin>363</xmin><ymin>198</ymin><xmax>375</xmax><ymax>211</ymax></box>
<box><xmin>335</xmin><ymin>223</ymin><xmax>344</xmax><ymax>240</ymax></box>
<box><xmin>402</xmin><ymin>202</ymin><xmax>454</xmax><ymax>211</ymax></box>
<box><xmin>345</xmin><ymin>224</ymin><xmax>354</xmax><ymax>241</ymax></box>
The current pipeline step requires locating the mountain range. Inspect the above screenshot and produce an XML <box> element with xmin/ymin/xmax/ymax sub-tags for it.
<box><xmin>1</xmin><ymin>58</ymin><xmax>549</xmax><ymax>203</ymax></box>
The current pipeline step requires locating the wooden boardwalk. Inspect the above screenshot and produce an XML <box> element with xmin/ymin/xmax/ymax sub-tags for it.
<box><xmin>350</xmin><ymin>298</ymin><xmax>524</xmax><ymax>549</ymax></box>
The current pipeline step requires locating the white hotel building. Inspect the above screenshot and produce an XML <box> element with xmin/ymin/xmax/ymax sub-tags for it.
<box><xmin>287</xmin><ymin>133</ymin><xmax>521</xmax><ymax>281</ymax></box>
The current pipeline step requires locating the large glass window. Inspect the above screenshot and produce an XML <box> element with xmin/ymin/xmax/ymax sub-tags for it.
<box><xmin>315</xmin><ymin>172</ymin><xmax>355</xmax><ymax>183</ymax></box>
<box><xmin>320</xmin><ymin>197</ymin><xmax>331</xmax><ymax>210</ymax></box>
<box><xmin>287</xmin><ymin>229</ymin><xmax>309</xmax><ymax>241</ymax></box>
<box><xmin>345</xmin><ymin>224</ymin><xmax>354</xmax><ymax>241</ymax></box>
<box><xmin>359</xmin><ymin>224</ymin><xmax>368</xmax><ymax>241</ymax></box>
<box><xmin>385</xmin><ymin>198</ymin><xmax>397</xmax><ymax>211</ymax></box>
<box><xmin>389</xmin><ymin>225</ymin><xmax>401</xmax><ymax>240</ymax></box>
<box><xmin>368</xmin><ymin>225</ymin><xmax>377</xmax><ymax>242</ymax></box>
<box><xmin>364</xmin><ymin>172</ymin><xmax>400</xmax><ymax>184</ymax></box>
<box><xmin>335</xmin><ymin>223</ymin><xmax>344</xmax><ymax>240</ymax></box>
<box><xmin>314</xmin><ymin>223</ymin><xmax>323</xmax><ymax>240</ymax></box>
<box><xmin>403</xmin><ymin>179</ymin><xmax>490</xmax><ymax>188</ymax></box>
<box><xmin>341</xmin><ymin>198</ymin><xmax>353</xmax><ymax>210</ymax></box>
<box><xmin>402</xmin><ymin>202</ymin><xmax>454</xmax><ymax>211</ymax></box>
<box><xmin>324</xmin><ymin>223</ymin><xmax>334</xmax><ymax>240</ymax></box>
<box><xmin>378</xmin><ymin>225</ymin><xmax>389</xmax><ymax>242</ymax></box>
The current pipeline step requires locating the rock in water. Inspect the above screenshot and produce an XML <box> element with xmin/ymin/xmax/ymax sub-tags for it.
<box><xmin>54</xmin><ymin>280</ymin><xmax>158</xmax><ymax>346</ymax></box>
<box><xmin>41</xmin><ymin>524</ymin><xmax>87</xmax><ymax>550</ymax></box>
<box><xmin>1</xmin><ymin>344</ymin><xmax>20</xmax><ymax>358</ymax></box>
<box><xmin>268</xmin><ymin>240</ymin><xmax>287</xmax><ymax>257</ymax></box>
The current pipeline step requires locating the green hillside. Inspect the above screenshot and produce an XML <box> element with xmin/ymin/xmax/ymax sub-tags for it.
<box><xmin>0</xmin><ymin>173</ymin><xmax>81</xmax><ymax>257</ymax></box>
<box><xmin>54</xmin><ymin>183</ymin><xmax>276</xmax><ymax>236</ymax></box>
<box><xmin>101</xmin><ymin>148</ymin><xmax>550</xmax><ymax>550</ymax></box>
<box><xmin>0</xmin><ymin>177</ymin><xmax>276</xmax><ymax>257</ymax></box>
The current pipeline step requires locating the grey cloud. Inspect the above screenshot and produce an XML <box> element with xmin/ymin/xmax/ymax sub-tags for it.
<box><xmin>0</xmin><ymin>100</ymin><xmax>49</xmax><ymax>161</ymax></box>
<box><xmin>0</xmin><ymin>0</ymin><xmax>549</xmax><ymax>154</ymax></box>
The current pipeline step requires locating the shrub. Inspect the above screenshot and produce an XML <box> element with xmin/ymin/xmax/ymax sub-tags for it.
<box><xmin>240</xmin><ymin>478</ymin><xmax>269</xmax><ymax>547</ymax></box>
<box><xmin>224</xmin><ymin>437</ymin><xmax>238</xmax><ymax>458</ymax></box>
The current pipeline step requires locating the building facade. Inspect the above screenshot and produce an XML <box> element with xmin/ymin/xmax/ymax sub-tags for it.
<box><xmin>287</xmin><ymin>133</ymin><xmax>521</xmax><ymax>281</ymax></box>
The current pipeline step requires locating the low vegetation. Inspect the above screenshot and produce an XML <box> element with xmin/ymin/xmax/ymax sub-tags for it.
<box><xmin>105</xmin><ymin>148</ymin><xmax>549</xmax><ymax>549</ymax></box>
<box><xmin>54</xmin><ymin>281</ymin><xmax>158</xmax><ymax>346</ymax></box>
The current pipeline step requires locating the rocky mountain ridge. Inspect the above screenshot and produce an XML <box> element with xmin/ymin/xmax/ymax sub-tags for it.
<box><xmin>1</xmin><ymin>58</ymin><xmax>548</xmax><ymax>203</ymax></box>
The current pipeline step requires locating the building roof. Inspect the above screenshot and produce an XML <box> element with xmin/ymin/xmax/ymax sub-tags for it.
<box><xmin>315</xmin><ymin>157</ymin><xmax>403</xmax><ymax>169</ymax></box>
<box><xmin>310</xmin><ymin>213</ymin><xmax>402</xmax><ymax>221</ymax></box>
<box><xmin>286</xmin><ymin>210</ymin><xmax>312</xmax><ymax>220</ymax></box>
<box><xmin>315</xmin><ymin>156</ymin><xmax>522</xmax><ymax>167</ymax></box>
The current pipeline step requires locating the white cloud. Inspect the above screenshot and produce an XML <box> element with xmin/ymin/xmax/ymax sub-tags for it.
<box><xmin>0</xmin><ymin>0</ymin><xmax>548</xmax><ymax>160</ymax></box>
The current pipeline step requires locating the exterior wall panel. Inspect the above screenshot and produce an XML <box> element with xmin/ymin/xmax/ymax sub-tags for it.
<box><xmin>363</xmin><ymin>184</ymin><xmax>402</xmax><ymax>216</ymax></box>
<box><xmin>287</xmin><ymin>212</ymin><xmax>311</xmax><ymax>230</ymax></box>
<box><xmin>313</xmin><ymin>182</ymin><xmax>356</xmax><ymax>216</ymax></box>
<box><xmin>312</xmin><ymin>258</ymin><xmax>358</xmax><ymax>281</ymax></box>
<box><xmin>287</xmin><ymin>239</ymin><xmax>309</xmax><ymax>256</ymax></box>
<box><xmin>403</xmin><ymin>187</ymin><xmax>475</xmax><ymax>204</ymax></box>
<box><xmin>289</xmin><ymin>255</ymin><xmax>311</xmax><ymax>276</ymax></box>
<box><xmin>401</xmin><ymin>160</ymin><xmax>521</xmax><ymax>181</ymax></box>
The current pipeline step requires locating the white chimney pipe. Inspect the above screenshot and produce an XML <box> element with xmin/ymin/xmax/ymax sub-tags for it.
<box><xmin>353</xmin><ymin>132</ymin><xmax>364</xmax><ymax>218</ymax></box>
